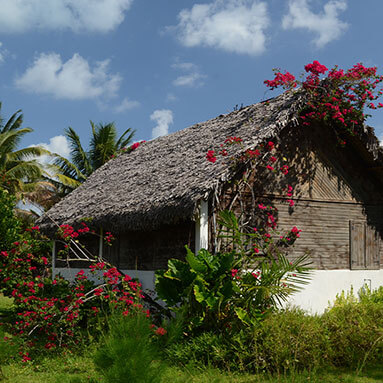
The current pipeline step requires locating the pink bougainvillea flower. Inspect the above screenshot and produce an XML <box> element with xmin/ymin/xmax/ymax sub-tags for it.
<box><xmin>206</xmin><ymin>150</ymin><xmax>217</xmax><ymax>163</ymax></box>
<box><xmin>304</xmin><ymin>60</ymin><xmax>328</xmax><ymax>75</ymax></box>
<box><xmin>131</xmin><ymin>142</ymin><xmax>140</xmax><ymax>150</ymax></box>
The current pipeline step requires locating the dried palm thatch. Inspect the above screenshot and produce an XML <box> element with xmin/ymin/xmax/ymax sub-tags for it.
<box><xmin>37</xmin><ymin>90</ymin><xmax>383</xmax><ymax>234</ymax></box>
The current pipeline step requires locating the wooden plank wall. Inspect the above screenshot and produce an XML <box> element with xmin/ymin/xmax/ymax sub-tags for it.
<box><xmin>215</xmin><ymin>123</ymin><xmax>383</xmax><ymax>270</ymax></box>
<box><xmin>269</xmin><ymin>199</ymin><xmax>383</xmax><ymax>269</ymax></box>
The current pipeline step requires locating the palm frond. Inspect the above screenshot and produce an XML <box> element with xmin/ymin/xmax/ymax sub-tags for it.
<box><xmin>89</xmin><ymin>121</ymin><xmax>117</xmax><ymax>169</ymax></box>
<box><xmin>50</xmin><ymin>155</ymin><xmax>86</xmax><ymax>182</ymax></box>
<box><xmin>8</xmin><ymin>146</ymin><xmax>52</xmax><ymax>161</ymax></box>
<box><xmin>54</xmin><ymin>173</ymin><xmax>83</xmax><ymax>189</ymax></box>
<box><xmin>2</xmin><ymin>110</ymin><xmax>23</xmax><ymax>133</ymax></box>
<box><xmin>19</xmin><ymin>180</ymin><xmax>60</xmax><ymax>211</ymax></box>
<box><xmin>65</xmin><ymin>127</ymin><xmax>92</xmax><ymax>176</ymax></box>
<box><xmin>116</xmin><ymin>127</ymin><xmax>136</xmax><ymax>150</ymax></box>
<box><xmin>5</xmin><ymin>160</ymin><xmax>44</xmax><ymax>182</ymax></box>
<box><xmin>0</xmin><ymin>128</ymin><xmax>34</xmax><ymax>155</ymax></box>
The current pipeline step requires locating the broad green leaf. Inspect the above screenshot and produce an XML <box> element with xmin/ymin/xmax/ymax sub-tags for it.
<box><xmin>186</xmin><ymin>247</ymin><xmax>208</xmax><ymax>273</ymax></box>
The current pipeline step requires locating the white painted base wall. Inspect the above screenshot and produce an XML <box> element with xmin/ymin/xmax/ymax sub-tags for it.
<box><xmin>287</xmin><ymin>269</ymin><xmax>383</xmax><ymax>313</ymax></box>
<box><xmin>54</xmin><ymin>268</ymin><xmax>383</xmax><ymax>314</ymax></box>
<box><xmin>53</xmin><ymin>268</ymin><xmax>156</xmax><ymax>292</ymax></box>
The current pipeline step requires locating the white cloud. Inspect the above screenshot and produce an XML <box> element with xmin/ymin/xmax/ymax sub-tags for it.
<box><xmin>15</xmin><ymin>52</ymin><xmax>121</xmax><ymax>100</ymax></box>
<box><xmin>172</xmin><ymin>61</ymin><xmax>206</xmax><ymax>87</ymax></box>
<box><xmin>0</xmin><ymin>0</ymin><xmax>133</xmax><ymax>33</ymax></box>
<box><xmin>150</xmin><ymin>109</ymin><xmax>173</xmax><ymax>139</ymax></box>
<box><xmin>172</xmin><ymin>0</ymin><xmax>270</xmax><ymax>56</ymax></box>
<box><xmin>32</xmin><ymin>135</ymin><xmax>71</xmax><ymax>164</ymax></box>
<box><xmin>173</xmin><ymin>72</ymin><xmax>206</xmax><ymax>87</ymax></box>
<box><xmin>282</xmin><ymin>0</ymin><xmax>348</xmax><ymax>48</ymax></box>
<box><xmin>114</xmin><ymin>97</ymin><xmax>140</xmax><ymax>113</ymax></box>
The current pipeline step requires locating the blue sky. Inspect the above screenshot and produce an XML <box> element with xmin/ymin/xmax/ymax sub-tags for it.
<box><xmin>0</xmin><ymin>0</ymin><xmax>382</xmax><ymax>158</ymax></box>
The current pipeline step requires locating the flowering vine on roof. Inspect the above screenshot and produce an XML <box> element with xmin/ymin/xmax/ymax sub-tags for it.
<box><xmin>264</xmin><ymin>61</ymin><xmax>383</xmax><ymax>145</ymax></box>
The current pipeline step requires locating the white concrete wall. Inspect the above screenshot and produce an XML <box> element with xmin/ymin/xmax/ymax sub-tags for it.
<box><xmin>53</xmin><ymin>268</ymin><xmax>156</xmax><ymax>292</ymax></box>
<box><xmin>54</xmin><ymin>267</ymin><xmax>383</xmax><ymax>314</ymax></box>
<box><xmin>287</xmin><ymin>269</ymin><xmax>383</xmax><ymax>313</ymax></box>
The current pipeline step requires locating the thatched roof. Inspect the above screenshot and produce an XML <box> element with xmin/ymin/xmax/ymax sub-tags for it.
<box><xmin>38</xmin><ymin>90</ymin><xmax>383</xmax><ymax>233</ymax></box>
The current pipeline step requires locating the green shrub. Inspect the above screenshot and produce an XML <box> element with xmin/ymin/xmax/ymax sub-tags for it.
<box><xmin>165</xmin><ymin>332</ymin><xmax>230</xmax><ymax>370</ymax></box>
<box><xmin>165</xmin><ymin>308</ymin><xmax>329</xmax><ymax>374</ymax></box>
<box><xmin>251</xmin><ymin>308</ymin><xmax>329</xmax><ymax>373</ymax></box>
<box><xmin>0</xmin><ymin>188</ymin><xmax>20</xmax><ymax>251</ymax></box>
<box><xmin>359</xmin><ymin>285</ymin><xmax>383</xmax><ymax>304</ymax></box>
<box><xmin>164</xmin><ymin>286</ymin><xmax>383</xmax><ymax>374</ymax></box>
<box><xmin>323</xmin><ymin>290</ymin><xmax>383</xmax><ymax>368</ymax></box>
<box><xmin>93</xmin><ymin>310</ymin><xmax>167</xmax><ymax>383</ymax></box>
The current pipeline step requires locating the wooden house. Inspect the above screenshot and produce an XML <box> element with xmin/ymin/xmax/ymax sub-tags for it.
<box><xmin>38</xmin><ymin>90</ymin><xmax>383</xmax><ymax>312</ymax></box>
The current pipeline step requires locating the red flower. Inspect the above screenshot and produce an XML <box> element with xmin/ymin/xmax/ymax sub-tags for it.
<box><xmin>123</xmin><ymin>274</ymin><xmax>132</xmax><ymax>282</ymax></box>
<box><xmin>206</xmin><ymin>150</ymin><xmax>217</xmax><ymax>163</ymax></box>
<box><xmin>155</xmin><ymin>327</ymin><xmax>167</xmax><ymax>336</ymax></box>
<box><xmin>131</xmin><ymin>142</ymin><xmax>140</xmax><ymax>150</ymax></box>
<box><xmin>304</xmin><ymin>60</ymin><xmax>328</xmax><ymax>75</ymax></box>
<box><xmin>231</xmin><ymin>269</ymin><xmax>239</xmax><ymax>279</ymax></box>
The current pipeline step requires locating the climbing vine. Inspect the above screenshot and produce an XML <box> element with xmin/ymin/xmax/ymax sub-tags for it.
<box><xmin>265</xmin><ymin>61</ymin><xmax>383</xmax><ymax>145</ymax></box>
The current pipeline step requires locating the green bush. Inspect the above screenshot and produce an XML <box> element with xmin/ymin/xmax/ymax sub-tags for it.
<box><xmin>164</xmin><ymin>289</ymin><xmax>383</xmax><ymax>374</ymax></box>
<box><xmin>251</xmin><ymin>308</ymin><xmax>329</xmax><ymax>373</ymax></box>
<box><xmin>0</xmin><ymin>188</ymin><xmax>20</xmax><ymax>251</ymax></box>
<box><xmin>359</xmin><ymin>285</ymin><xmax>383</xmax><ymax>304</ymax></box>
<box><xmin>323</xmin><ymin>290</ymin><xmax>383</xmax><ymax>368</ymax></box>
<box><xmin>165</xmin><ymin>332</ymin><xmax>230</xmax><ymax>370</ymax></box>
<box><xmin>165</xmin><ymin>308</ymin><xmax>328</xmax><ymax>374</ymax></box>
<box><xmin>93</xmin><ymin>310</ymin><xmax>167</xmax><ymax>383</ymax></box>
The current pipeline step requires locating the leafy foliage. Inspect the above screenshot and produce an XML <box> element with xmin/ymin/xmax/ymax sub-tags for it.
<box><xmin>0</xmin><ymin>188</ymin><xmax>21</xmax><ymax>251</ymax></box>
<box><xmin>156</xmin><ymin>210</ymin><xmax>311</xmax><ymax>334</ymax></box>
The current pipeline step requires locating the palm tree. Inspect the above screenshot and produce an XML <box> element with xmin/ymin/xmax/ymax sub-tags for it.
<box><xmin>54</xmin><ymin>121</ymin><xmax>135</xmax><ymax>194</ymax></box>
<box><xmin>0</xmin><ymin>103</ymin><xmax>51</xmax><ymax>196</ymax></box>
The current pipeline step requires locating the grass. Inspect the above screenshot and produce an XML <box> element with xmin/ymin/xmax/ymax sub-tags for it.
<box><xmin>1</xmin><ymin>353</ymin><xmax>101</xmax><ymax>383</ymax></box>
<box><xmin>163</xmin><ymin>366</ymin><xmax>383</xmax><ymax>383</ymax></box>
<box><xmin>0</xmin><ymin>345</ymin><xmax>381</xmax><ymax>383</ymax></box>
<box><xmin>0</xmin><ymin>355</ymin><xmax>382</xmax><ymax>383</ymax></box>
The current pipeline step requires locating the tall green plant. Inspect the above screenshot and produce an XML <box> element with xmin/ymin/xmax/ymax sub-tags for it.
<box><xmin>93</xmin><ymin>310</ymin><xmax>166</xmax><ymax>383</ymax></box>
<box><xmin>0</xmin><ymin>188</ymin><xmax>20</xmax><ymax>251</ymax></box>
<box><xmin>155</xmin><ymin>210</ymin><xmax>311</xmax><ymax>333</ymax></box>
